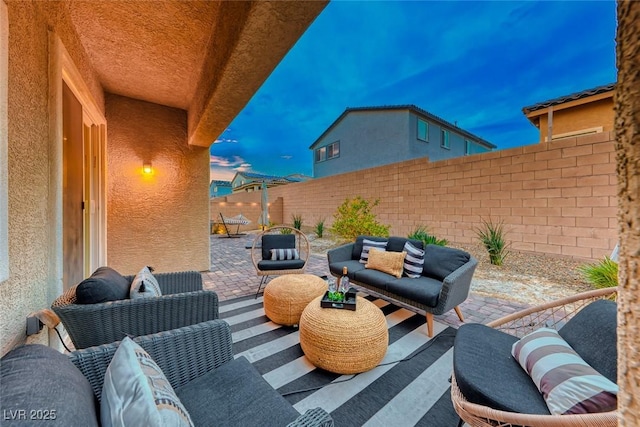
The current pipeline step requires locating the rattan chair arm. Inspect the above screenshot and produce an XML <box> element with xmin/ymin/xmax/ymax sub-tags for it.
<box><xmin>435</xmin><ymin>257</ymin><xmax>478</xmax><ymax>314</ymax></box>
<box><xmin>451</xmin><ymin>375</ymin><xmax>616</xmax><ymax>427</ymax></box>
<box><xmin>70</xmin><ymin>320</ymin><xmax>233</xmax><ymax>402</ymax></box>
<box><xmin>286</xmin><ymin>407</ymin><xmax>334</xmax><ymax>427</ymax></box>
<box><xmin>54</xmin><ymin>290</ymin><xmax>219</xmax><ymax>349</ymax></box>
<box><xmin>487</xmin><ymin>287</ymin><xmax>618</xmax><ymax>331</ymax></box>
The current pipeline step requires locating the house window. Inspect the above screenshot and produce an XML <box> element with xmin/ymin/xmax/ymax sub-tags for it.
<box><xmin>441</xmin><ymin>129</ymin><xmax>450</xmax><ymax>149</ymax></box>
<box><xmin>327</xmin><ymin>141</ymin><xmax>340</xmax><ymax>159</ymax></box>
<box><xmin>465</xmin><ymin>140</ymin><xmax>471</xmax><ymax>155</ymax></box>
<box><xmin>315</xmin><ymin>146</ymin><xmax>327</xmax><ymax>162</ymax></box>
<box><xmin>417</xmin><ymin>119</ymin><xmax>429</xmax><ymax>142</ymax></box>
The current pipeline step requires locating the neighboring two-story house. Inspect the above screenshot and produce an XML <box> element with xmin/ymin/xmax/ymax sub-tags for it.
<box><xmin>309</xmin><ymin>105</ymin><xmax>495</xmax><ymax>178</ymax></box>
<box><xmin>522</xmin><ymin>83</ymin><xmax>615</xmax><ymax>142</ymax></box>
<box><xmin>209</xmin><ymin>180</ymin><xmax>233</xmax><ymax>198</ymax></box>
<box><xmin>230</xmin><ymin>172</ymin><xmax>308</xmax><ymax>193</ymax></box>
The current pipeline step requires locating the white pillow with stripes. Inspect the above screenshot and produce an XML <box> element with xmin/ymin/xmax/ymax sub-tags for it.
<box><xmin>403</xmin><ymin>241</ymin><xmax>424</xmax><ymax>278</ymax></box>
<box><xmin>359</xmin><ymin>239</ymin><xmax>387</xmax><ymax>264</ymax></box>
<box><xmin>270</xmin><ymin>248</ymin><xmax>300</xmax><ymax>260</ymax></box>
<box><xmin>511</xmin><ymin>327</ymin><xmax>618</xmax><ymax>415</ymax></box>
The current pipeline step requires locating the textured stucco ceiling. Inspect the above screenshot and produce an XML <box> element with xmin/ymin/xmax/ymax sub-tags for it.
<box><xmin>68</xmin><ymin>1</ymin><xmax>328</xmax><ymax>146</ymax></box>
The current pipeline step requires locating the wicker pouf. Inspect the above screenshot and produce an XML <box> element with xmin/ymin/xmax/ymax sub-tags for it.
<box><xmin>299</xmin><ymin>296</ymin><xmax>388</xmax><ymax>374</ymax></box>
<box><xmin>263</xmin><ymin>274</ymin><xmax>328</xmax><ymax>326</ymax></box>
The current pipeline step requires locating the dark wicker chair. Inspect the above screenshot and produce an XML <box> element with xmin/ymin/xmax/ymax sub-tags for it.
<box><xmin>52</xmin><ymin>270</ymin><xmax>219</xmax><ymax>350</ymax></box>
<box><xmin>70</xmin><ymin>320</ymin><xmax>334</xmax><ymax>426</ymax></box>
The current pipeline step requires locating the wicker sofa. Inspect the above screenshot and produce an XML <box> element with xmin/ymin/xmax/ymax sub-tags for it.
<box><xmin>327</xmin><ymin>235</ymin><xmax>477</xmax><ymax>337</ymax></box>
<box><xmin>52</xmin><ymin>270</ymin><xmax>219</xmax><ymax>349</ymax></box>
<box><xmin>451</xmin><ymin>287</ymin><xmax>618</xmax><ymax>427</ymax></box>
<box><xmin>0</xmin><ymin>320</ymin><xmax>333</xmax><ymax>427</ymax></box>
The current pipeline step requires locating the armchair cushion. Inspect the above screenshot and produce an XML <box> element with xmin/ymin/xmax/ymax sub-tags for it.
<box><xmin>422</xmin><ymin>245</ymin><xmax>470</xmax><ymax>281</ymax></box>
<box><xmin>365</xmin><ymin>248</ymin><xmax>405</xmax><ymax>278</ymax></box>
<box><xmin>176</xmin><ymin>356</ymin><xmax>300</xmax><ymax>426</ymax></box>
<box><xmin>262</xmin><ymin>234</ymin><xmax>295</xmax><ymax>260</ymax></box>
<box><xmin>129</xmin><ymin>266</ymin><xmax>162</xmax><ymax>299</ymax></box>
<box><xmin>76</xmin><ymin>266</ymin><xmax>130</xmax><ymax>304</ymax></box>
<box><xmin>101</xmin><ymin>337</ymin><xmax>193</xmax><ymax>427</ymax></box>
<box><xmin>258</xmin><ymin>259</ymin><xmax>305</xmax><ymax>271</ymax></box>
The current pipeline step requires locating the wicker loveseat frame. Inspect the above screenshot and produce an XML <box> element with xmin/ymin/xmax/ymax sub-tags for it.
<box><xmin>52</xmin><ymin>270</ymin><xmax>219</xmax><ymax>349</ymax></box>
<box><xmin>451</xmin><ymin>287</ymin><xmax>618</xmax><ymax>427</ymax></box>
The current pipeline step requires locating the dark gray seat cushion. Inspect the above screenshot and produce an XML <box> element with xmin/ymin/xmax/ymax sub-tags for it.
<box><xmin>386</xmin><ymin>276</ymin><xmax>441</xmax><ymax>307</ymax></box>
<box><xmin>559</xmin><ymin>299</ymin><xmax>617</xmax><ymax>382</ymax></box>
<box><xmin>261</xmin><ymin>234</ymin><xmax>296</xmax><ymax>260</ymax></box>
<box><xmin>453</xmin><ymin>324</ymin><xmax>550</xmax><ymax>415</ymax></box>
<box><xmin>75</xmin><ymin>266</ymin><xmax>130</xmax><ymax>304</ymax></box>
<box><xmin>176</xmin><ymin>356</ymin><xmax>300</xmax><ymax>427</ymax></box>
<box><xmin>0</xmin><ymin>344</ymin><xmax>99</xmax><ymax>426</ymax></box>
<box><xmin>258</xmin><ymin>259</ymin><xmax>305</xmax><ymax>271</ymax></box>
<box><xmin>329</xmin><ymin>260</ymin><xmax>365</xmax><ymax>278</ymax></box>
<box><xmin>422</xmin><ymin>245</ymin><xmax>470</xmax><ymax>281</ymax></box>
<box><xmin>353</xmin><ymin>268</ymin><xmax>396</xmax><ymax>291</ymax></box>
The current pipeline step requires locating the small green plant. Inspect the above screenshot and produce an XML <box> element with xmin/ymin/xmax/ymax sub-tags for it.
<box><xmin>292</xmin><ymin>214</ymin><xmax>303</xmax><ymax>230</ymax></box>
<box><xmin>327</xmin><ymin>291</ymin><xmax>344</xmax><ymax>302</ymax></box>
<box><xmin>579</xmin><ymin>257</ymin><xmax>618</xmax><ymax>289</ymax></box>
<box><xmin>331</xmin><ymin>196</ymin><xmax>390</xmax><ymax>240</ymax></box>
<box><xmin>315</xmin><ymin>218</ymin><xmax>326</xmax><ymax>238</ymax></box>
<box><xmin>475</xmin><ymin>218</ymin><xmax>510</xmax><ymax>266</ymax></box>
<box><xmin>408</xmin><ymin>225</ymin><xmax>448</xmax><ymax>247</ymax></box>
<box><xmin>280</xmin><ymin>227</ymin><xmax>293</xmax><ymax>235</ymax></box>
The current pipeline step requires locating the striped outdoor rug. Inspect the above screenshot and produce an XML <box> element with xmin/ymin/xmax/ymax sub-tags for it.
<box><xmin>219</xmin><ymin>294</ymin><xmax>461</xmax><ymax>427</ymax></box>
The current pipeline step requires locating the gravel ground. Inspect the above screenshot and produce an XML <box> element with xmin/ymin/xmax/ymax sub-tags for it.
<box><xmin>308</xmin><ymin>234</ymin><xmax>594</xmax><ymax>306</ymax></box>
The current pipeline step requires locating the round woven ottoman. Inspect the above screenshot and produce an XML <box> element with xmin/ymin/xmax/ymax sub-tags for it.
<box><xmin>299</xmin><ymin>296</ymin><xmax>388</xmax><ymax>374</ymax></box>
<box><xmin>263</xmin><ymin>274</ymin><xmax>328</xmax><ymax>326</ymax></box>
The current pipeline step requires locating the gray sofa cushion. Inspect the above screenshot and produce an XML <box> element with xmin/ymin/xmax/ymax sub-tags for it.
<box><xmin>352</xmin><ymin>236</ymin><xmax>387</xmax><ymax>260</ymax></box>
<box><xmin>385</xmin><ymin>276</ymin><xmax>441</xmax><ymax>307</ymax></box>
<box><xmin>329</xmin><ymin>260</ymin><xmax>365</xmax><ymax>278</ymax></box>
<box><xmin>353</xmin><ymin>268</ymin><xmax>397</xmax><ymax>291</ymax></box>
<box><xmin>387</xmin><ymin>236</ymin><xmax>423</xmax><ymax>253</ymax></box>
<box><xmin>76</xmin><ymin>266</ymin><xmax>130</xmax><ymax>304</ymax></box>
<box><xmin>453</xmin><ymin>324</ymin><xmax>550</xmax><ymax>415</ymax></box>
<box><xmin>422</xmin><ymin>245</ymin><xmax>470</xmax><ymax>281</ymax></box>
<box><xmin>257</xmin><ymin>259</ymin><xmax>305</xmax><ymax>271</ymax></box>
<box><xmin>261</xmin><ymin>234</ymin><xmax>296</xmax><ymax>260</ymax></box>
<box><xmin>176</xmin><ymin>356</ymin><xmax>300</xmax><ymax>427</ymax></box>
<box><xmin>0</xmin><ymin>344</ymin><xmax>99</xmax><ymax>426</ymax></box>
<box><xmin>559</xmin><ymin>299</ymin><xmax>617</xmax><ymax>382</ymax></box>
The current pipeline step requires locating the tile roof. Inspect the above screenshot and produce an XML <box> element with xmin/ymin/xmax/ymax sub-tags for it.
<box><xmin>522</xmin><ymin>83</ymin><xmax>615</xmax><ymax>114</ymax></box>
<box><xmin>309</xmin><ymin>104</ymin><xmax>496</xmax><ymax>149</ymax></box>
<box><xmin>210</xmin><ymin>180</ymin><xmax>232</xmax><ymax>187</ymax></box>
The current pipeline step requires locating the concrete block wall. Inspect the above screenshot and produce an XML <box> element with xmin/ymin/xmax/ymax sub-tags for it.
<box><xmin>217</xmin><ymin>131</ymin><xmax>617</xmax><ymax>261</ymax></box>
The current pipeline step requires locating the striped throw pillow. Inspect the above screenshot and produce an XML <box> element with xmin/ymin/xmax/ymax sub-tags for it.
<box><xmin>359</xmin><ymin>239</ymin><xmax>387</xmax><ymax>264</ymax></box>
<box><xmin>511</xmin><ymin>327</ymin><xmax>618</xmax><ymax>415</ymax></box>
<box><xmin>403</xmin><ymin>241</ymin><xmax>424</xmax><ymax>278</ymax></box>
<box><xmin>270</xmin><ymin>248</ymin><xmax>300</xmax><ymax>260</ymax></box>
<box><xmin>130</xmin><ymin>266</ymin><xmax>162</xmax><ymax>299</ymax></box>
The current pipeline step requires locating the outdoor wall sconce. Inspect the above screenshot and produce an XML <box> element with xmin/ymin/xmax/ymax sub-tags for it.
<box><xmin>142</xmin><ymin>162</ymin><xmax>153</xmax><ymax>175</ymax></box>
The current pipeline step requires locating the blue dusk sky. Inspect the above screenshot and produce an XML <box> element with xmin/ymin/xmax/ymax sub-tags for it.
<box><xmin>209</xmin><ymin>0</ymin><xmax>617</xmax><ymax>182</ymax></box>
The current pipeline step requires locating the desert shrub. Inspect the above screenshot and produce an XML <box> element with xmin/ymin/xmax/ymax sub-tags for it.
<box><xmin>579</xmin><ymin>257</ymin><xmax>618</xmax><ymax>289</ymax></box>
<box><xmin>280</xmin><ymin>226</ymin><xmax>292</xmax><ymax>235</ymax></box>
<box><xmin>475</xmin><ymin>217</ymin><xmax>510</xmax><ymax>266</ymax></box>
<box><xmin>408</xmin><ymin>225</ymin><xmax>448</xmax><ymax>246</ymax></box>
<box><xmin>331</xmin><ymin>196</ymin><xmax>390</xmax><ymax>240</ymax></box>
<box><xmin>292</xmin><ymin>214</ymin><xmax>303</xmax><ymax>230</ymax></box>
<box><xmin>315</xmin><ymin>218</ymin><xmax>325</xmax><ymax>238</ymax></box>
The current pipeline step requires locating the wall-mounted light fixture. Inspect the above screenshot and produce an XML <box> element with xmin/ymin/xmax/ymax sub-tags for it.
<box><xmin>142</xmin><ymin>162</ymin><xmax>153</xmax><ymax>175</ymax></box>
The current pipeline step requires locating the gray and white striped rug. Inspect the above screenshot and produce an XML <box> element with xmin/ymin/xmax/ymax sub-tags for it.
<box><xmin>219</xmin><ymin>294</ymin><xmax>461</xmax><ymax>427</ymax></box>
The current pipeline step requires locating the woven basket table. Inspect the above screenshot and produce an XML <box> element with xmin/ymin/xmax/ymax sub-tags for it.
<box><xmin>299</xmin><ymin>295</ymin><xmax>388</xmax><ymax>374</ymax></box>
<box><xmin>263</xmin><ymin>274</ymin><xmax>328</xmax><ymax>326</ymax></box>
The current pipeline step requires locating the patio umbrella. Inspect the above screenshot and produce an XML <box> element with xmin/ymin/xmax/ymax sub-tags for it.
<box><xmin>259</xmin><ymin>181</ymin><xmax>269</xmax><ymax>230</ymax></box>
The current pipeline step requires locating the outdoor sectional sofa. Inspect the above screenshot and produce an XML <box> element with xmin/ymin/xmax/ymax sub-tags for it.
<box><xmin>327</xmin><ymin>235</ymin><xmax>478</xmax><ymax>336</ymax></box>
<box><xmin>0</xmin><ymin>320</ymin><xmax>333</xmax><ymax>427</ymax></box>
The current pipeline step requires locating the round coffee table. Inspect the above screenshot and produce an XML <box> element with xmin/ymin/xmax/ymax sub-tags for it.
<box><xmin>263</xmin><ymin>274</ymin><xmax>327</xmax><ymax>326</ymax></box>
<box><xmin>299</xmin><ymin>295</ymin><xmax>388</xmax><ymax>374</ymax></box>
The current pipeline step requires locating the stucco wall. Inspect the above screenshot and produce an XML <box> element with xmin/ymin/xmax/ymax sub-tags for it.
<box><xmin>106</xmin><ymin>94</ymin><xmax>209</xmax><ymax>274</ymax></box>
<box><xmin>537</xmin><ymin>98</ymin><xmax>614</xmax><ymax>142</ymax></box>
<box><xmin>222</xmin><ymin>131</ymin><xmax>616</xmax><ymax>261</ymax></box>
<box><xmin>1</xmin><ymin>2</ymin><xmax>104</xmax><ymax>354</ymax></box>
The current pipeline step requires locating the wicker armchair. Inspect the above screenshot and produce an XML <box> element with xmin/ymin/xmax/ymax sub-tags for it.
<box><xmin>70</xmin><ymin>320</ymin><xmax>333</xmax><ymax>426</ymax></box>
<box><xmin>52</xmin><ymin>270</ymin><xmax>219</xmax><ymax>350</ymax></box>
<box><xmin>451</xmin><ymin>287</ymin><xmax>618</xmax><ymax>427</ymax></box>
<box><xmin>251</xmin><ymin>226</ymin><xmax>310</xmax><ymax>297</ymax></box>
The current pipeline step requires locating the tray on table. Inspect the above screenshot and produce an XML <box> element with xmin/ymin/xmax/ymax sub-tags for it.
<box><xmin>320</xmin><ymin>288</ymin><xmax>357</xmax><ymax>311</ymax></box>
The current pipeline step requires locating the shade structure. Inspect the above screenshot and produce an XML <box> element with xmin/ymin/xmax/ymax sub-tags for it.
<box><xmin>259</xmin><ymin>182</ymin><xmax>269</xmax><ymax>229</ymax></box>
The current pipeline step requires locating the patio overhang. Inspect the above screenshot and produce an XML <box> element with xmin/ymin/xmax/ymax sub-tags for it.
<box><xmin>68</xmin><ymin>0</ymin><xmax>328</xmax><ymax>148</ymax></box>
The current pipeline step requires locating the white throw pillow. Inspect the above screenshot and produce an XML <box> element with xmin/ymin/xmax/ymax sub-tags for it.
<box><xmin>359</xmin><ymin>239</ymin><xmax>387</xmax><ymax>264</ymax></box>
<box><xmin>130</xmin><ymin>266</ymin><xmax>162</xmax><ymax>299</ymax></box>
<box><xmin>101</xmin><ymin>337</ymin><xmax>193</xmax><ymax>427</ymax></box>
<box><xmin>270</xmin><ymin>248</ymin><xmax>300</xmax><ymax>260</ymax></box>
<box><xmin>403</xmin><ymin>241</ymin><xmax>425</xmax><ymax>278</ymax></box>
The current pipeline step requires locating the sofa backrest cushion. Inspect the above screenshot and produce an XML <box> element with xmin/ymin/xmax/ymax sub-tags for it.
<box><xmin>387</xmin><ymin>236</ymin><xmax>423</xmax><ymax>253</ymax></box>
<box><xmin>352</xmin><ymin>236</ymin><xmax>387</xmax><ymax>260</ymax></box>
<box><xmin>559</xmin><ymin>299</ymin><xmax>617</xmax><ymax>383</ymax></box>
<box><xmin>262</xmin><ymin>234</ymin><xmax>295</xmax><ymax>260</ymax></box>
<box><xmin>422</xmin><ymin>245</ymin><xmax>471</xmax><ymax>281</ymax></box>
<box><xmin>0</xmin><ymin>344</ymin><xmax>99</xmax><ymax>426</ymax></box>
<box><xmin>76</xmin><ymin>266</ymin><xmax>130</xmax><ymax>304</ymax></box>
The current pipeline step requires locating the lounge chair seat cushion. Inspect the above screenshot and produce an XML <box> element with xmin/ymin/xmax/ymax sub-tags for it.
<box><xmin>453</xmin><ymin>323</ymin><xmax>550</xmax><ymax>415</ymax></box>
<box><xmin>258</xmin><ymin>259</ymin><xmax>305</xmax><ymax>271</ymax></box>
<box><xmin>176</xmin><ymin>356</ymin><xmax>300</xmax><ymax>426</ymax></box>
<box><xmin>261</xmin><ymin>235</ymin><xmax>296</xmax><ymax>260</ymax></box>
